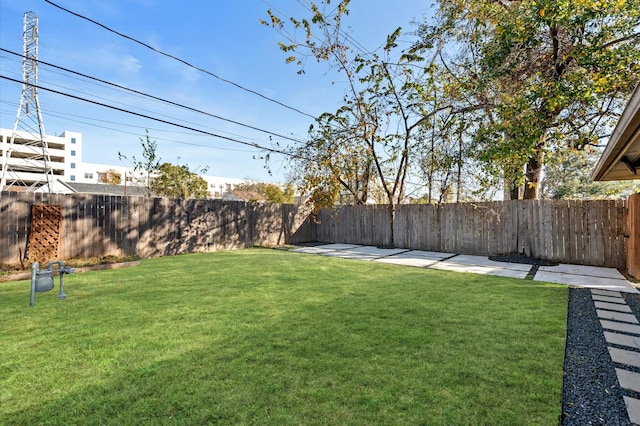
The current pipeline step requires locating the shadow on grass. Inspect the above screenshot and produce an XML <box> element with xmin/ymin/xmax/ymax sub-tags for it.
<box><xmin>2</xmin><ymin>255</ymin><xmax>567</xmax><ymax>425</ymax></box>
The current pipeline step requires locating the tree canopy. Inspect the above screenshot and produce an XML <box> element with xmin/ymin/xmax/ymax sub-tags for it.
<box><xmin>151</xmin><ymin>163</ymin><xmax>209</xmax><ymax>199</ymax></box>
<box><xmin>419</xmin><ymin>0</ymin><xmax>640</xmax><ymax>198</ymax></box>
<box><xmin>233</xmin><ymin>182</ymin><xmax>295</xmax><ymax>204</ymax></box>
<box><xmin>265</xmin><ymin>0</ymin><xmax>640</xmax><ymax>204</ymax></box>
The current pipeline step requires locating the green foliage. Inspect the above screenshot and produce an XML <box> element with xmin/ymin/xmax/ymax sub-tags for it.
<box><xmin>233</xmin><ymin>182</ymin><xmax>295</xmax><ymax>204</ymax></box>
<box><xmin>264</xmin><ymin>183</ymin><xmax>295</xmax><ymax>204</ymax></box>
<box><xmin>541</xmin><ymin>148</ymin><xmax>640</xmax><ymax>199</ymax></box>
<box><xmin>118</xmin><ymin>130</ymin><xmax>161</xmax><ymax>197</ymax></box>
<box><xmin>151</xmin><ymin>163</ymin><xmax>209</xmax><ymax>199</ymax></box>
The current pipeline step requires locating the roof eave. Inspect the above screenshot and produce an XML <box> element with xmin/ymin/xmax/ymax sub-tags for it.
<box><xmin>592</xmin><ymin>82</ymin><xmax>640</xmax><ymax>181</ymax></box>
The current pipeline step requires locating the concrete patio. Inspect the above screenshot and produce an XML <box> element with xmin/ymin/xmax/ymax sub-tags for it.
<box><xmin>291</xmin><ymin>243</ymin><xmax>638</xmax><ymax>294</ymax></box>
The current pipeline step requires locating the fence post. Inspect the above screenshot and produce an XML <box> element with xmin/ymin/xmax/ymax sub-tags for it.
<box><xmin>627</xmin><ymin>194</ymin><xmax>640</xmax><ymax>278</ymax></box>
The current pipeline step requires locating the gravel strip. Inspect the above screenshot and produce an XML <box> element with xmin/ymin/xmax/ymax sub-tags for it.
<box><xmin>561</xmin><ymin>287</ymin><xmax>633</xmax><ymax>425</ymax></box>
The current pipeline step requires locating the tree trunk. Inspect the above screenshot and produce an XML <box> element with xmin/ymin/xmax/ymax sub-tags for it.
<box><xmin>503</xmin><ymin>166</ymin><xmax>521</xmax><ymax>200</ymax></box>
<box><xmin>523</xmin><ymin>150</ymin><xmax>544</xmax><ymax>200</ymax></box>
<box><xmin>387</xmin><ymin>202</ymin><xmax>396</xmax><ymax>248</ymax></box>
<box><xmin>509</xmin><ymin>185</ymin><xmax>520</xmax><ymax>201</ymax></box>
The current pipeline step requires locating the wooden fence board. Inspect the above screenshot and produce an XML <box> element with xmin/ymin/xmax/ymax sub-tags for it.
<box><xmin>628</xmin><ymin>195</ymin><xmax>640</xmax><ymax>277</ymax></box>
<box><xmin>316</xmin><ymin>199</ymin><xmax>627</xmax><ymax>268</ymax></box>
<box><xmin>613</xmin><ymin>199</ymin><xmax>625</xmax><ymax>265</ymax></box>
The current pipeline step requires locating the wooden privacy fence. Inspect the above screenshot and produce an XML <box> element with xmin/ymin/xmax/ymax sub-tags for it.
<box><xmin>317</xmin><ymin>200</ymin><xmax>627</xmax><ymax>268</ymax></box>
<box><xmin>0</xmin><ymin>192</ymin><xmax>316</xmax><ymax>264</ymax></box>
<box><xmin>1</xmin><ymin>193</ymin><xmax>629</xmax><ymax>268</ymax></box>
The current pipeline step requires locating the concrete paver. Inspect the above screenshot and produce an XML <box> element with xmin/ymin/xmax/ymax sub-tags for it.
<box><xmin>594</xmin><ymin>301</ymin><xmax>633</xmax><ymax>313</ymax></box>
<box><xmin>616</xmin><ymin>369</ymin><xmax>640</xmax><ymax>394</ymax></box>
<box><xmin>389</xmin><ymin>250</ymin><xmax>454</xmax><ymax>260</ymax></box>
<box><xmin>427</xmin><ymin>254</ymin><xmax>531</xmax><ymax>279</ymax></box>
<box><xmin>375</xmin><ymin>257</ymin><xmax>440</xmax><ymax>267</ymax></box>
<box><xmin>375</xmin><ymin>250</ymin><xmax>455</xmax><ymax>267</ymax></box>
<box><xmin>592</xmin><ymin>295</ymin><xmax>627</xmax><ymax>304</ymax></box>
<box><xmin>315</xmin><ymin>243</ymin><xmax>362</xmax><ymax>250</ymax></box>
<box><xmin>592</xmin><ymin>289</ymin><xmax>624</xmax><ymax>297</ymax></box>
<box><xmin>321</xmin><ymin>250</ymin><xmax>381</xmax><ymax>261</ymax></box>
<box><xmin>609</xmin><ymin>347</ymin><xmax>640</xmax><ymax>368</ymax></box>
<box><xmin>624</xmin><ymin>394</ymin><xmax>640</xmax><ymax>422</ymax></box>
<box><xmin>539</xmin><ymin>264</ymin><xmax>627</xmax><ymax>280</ymax></box>
<box><xmin>604</xmin><ymin>331</ymin><xmax>640</xmax><ymax>349</ymax></box>
<box><xmin>290</xmin><ymin>246</ymin><xmax>337</xmax><ymax>255</ymax></box>
<box><xmin>597</xmin><ymin>310</ymin><xmax>640</xmax><ymax>324</ymax></box>
<box><xmin>600</xmin><ymin>320</ymin><xmax>640</xmax><ymax>335</ymax></box>
<box><xmin>534</xmin><ymin>271</ymin><xmax>638</xmax><ymax>293</ymax></box>
<box><xmin>440</xmin><ymin>254</ymin><xmax>533</xmax><ymax>271</ymax></box>
<box><xmin>344</xmin><ymin>246</ymin><xmax>408</xmax><ymax>256</ymax></box>
<box><xmin>428</xmin><ymin>261</ymin><xmax>530</xmax><ymax>279</ymax></box>
<box><xmin>623</xmin><ymin>397</ymin><xmax>640</xmax><ymax>425</ymax></box>
<box><xmin>321</xmin><ymin>247</ymin><xmax>408</xmax><ymax>261</ymax></box>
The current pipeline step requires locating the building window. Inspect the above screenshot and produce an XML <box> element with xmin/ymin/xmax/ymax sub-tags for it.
<box><xmin>71</xmin><ymin>137</ymin><xmax>76</xmax><ymax>144</ymax></box>
<box><xmin>70</xmin><ymin>163</ymin><xmax>76</xmax><ymax>169</ymax></box>
<box><xmin>70</xmin><ymin>175</ymin><xmax>76</xmax><ymax>181</ymax></box>
<box><xmin>71</xmin><ymin>150</ymin><xmax>76</xmax><ymax>156</ymax></box>
<box><xmin>84</xmin><ymin>172</ymin><xmax>93</xmax><ymax>179</ymax></box>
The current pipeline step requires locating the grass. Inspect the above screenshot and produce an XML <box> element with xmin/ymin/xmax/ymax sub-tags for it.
<box><xmin>0</xmin><ymin>248</ymin><xmax>568</xmax><ymax>425</ymax></box>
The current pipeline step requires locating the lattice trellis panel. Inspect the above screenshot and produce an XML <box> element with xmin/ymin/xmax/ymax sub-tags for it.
<box><xmin>27</xmin><ymin>204</ymin><xmax>62</xmax><ymax>263</ymax></box>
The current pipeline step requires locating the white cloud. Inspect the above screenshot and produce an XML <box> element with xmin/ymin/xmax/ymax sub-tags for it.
<box><xmin>120</xmin><ymin>54</ymin><xmax>143</xmax><ymax>74</ymax></box>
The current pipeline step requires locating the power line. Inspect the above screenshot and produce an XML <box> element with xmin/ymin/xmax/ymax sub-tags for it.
<box><xmin>2</xmin><ymin>99</ymin><xmax>258</xmax><ymax>153</ymax></box>
<box><xmin>43</xmin><ymin>110</ymin><xmax>261</xmax><ymax>153</ymax></box>
<box><xmin>43</xmin><ymin>0</ymin><xmax>318</xmax><ymax>120</ymax></box>
<box><xmin>1</xmin><ymin>53</ymin><xmax>306</xmax><ymax>146</ymax></box>
<box><xmin>294</xmin><ymin>0</ymin><xmax>378</xmax><ymax>59</ymax></box>
<box><xmin>1</xmin><ymin>48</ymin><xmax>307</xmax><ymax>144</ymax></box>
<box><xmin>0</xmin><ymin>75</ymin><xmax>311</xmax><ymax>161</ymax></box>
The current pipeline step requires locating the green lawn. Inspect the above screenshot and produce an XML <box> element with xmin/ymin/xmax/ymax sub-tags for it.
<box><xmin>0</xmin><ymin>248</ymin><xmax>568</xmax><ymax>425</ymax></box>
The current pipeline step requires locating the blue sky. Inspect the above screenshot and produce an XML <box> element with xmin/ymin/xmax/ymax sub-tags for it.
<box><xmin>0</xmin><ymin>0</ymin><xmax>431</xmax><ymax>183</ymax></box>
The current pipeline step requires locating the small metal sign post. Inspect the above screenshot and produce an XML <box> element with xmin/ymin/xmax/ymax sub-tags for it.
<box><xmin>30</xmin><ymin>261</ymin><xmax>74</xmax><ymax>306</ymax></box>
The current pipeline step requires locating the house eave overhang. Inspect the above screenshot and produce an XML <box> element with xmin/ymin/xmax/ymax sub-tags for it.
<box><xmin>592</xmin><ymin>82</ymin><xmax>640</xmax><ymax>182</ymax></box>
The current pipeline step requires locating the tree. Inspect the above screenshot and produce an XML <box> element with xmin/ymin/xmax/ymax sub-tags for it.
<box><xmin>151</xmin><ymin>163</ymin><xmax>209</xmax><ymax>199</ymax></box>
<box><xmin>265</xmin><ymin>1</ymin><xmax>436</xmax><ymax>244</ymax></box>
<box><xmin>233</xmin><ymin>182</ymin><xmax>295</xmax><ymax>204</ymax></box>
<box><xmin>418</xmin><ymin>0</ymin><xmax>640</xmax><ymax>199</ymax></box>
<box><xmin>118</xmin><ymin>130</ymin><xmax>161</xmax><ymax>197</ymax></box>
<box><xmin>541</xmin><ymin>148</ymin><xmax>640</xmax><ymax>199</ymax></box>
<box><xmin>98</xmin><ymin>169</ymin><xmax>121</xmax><ymax>185</ymax></box>
<box><xmin>264</xmin><ymin>183</ymin><xmax>295</xmax><ymax>204</ymax></box>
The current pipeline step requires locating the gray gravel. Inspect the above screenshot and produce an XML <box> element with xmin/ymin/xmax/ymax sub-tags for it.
<box><xmin>561</xmin><ymin>287</ymin><xmax>640</xmax><ymax>425</ymax></box>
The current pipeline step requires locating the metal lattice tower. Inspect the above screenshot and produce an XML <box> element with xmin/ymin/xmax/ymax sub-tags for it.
<box><xmin>0</xmin><ymin>11</ymin><xmax>52</xmax><ymax>194</ymax></box>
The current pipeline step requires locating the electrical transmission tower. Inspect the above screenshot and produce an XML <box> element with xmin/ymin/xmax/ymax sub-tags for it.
<box><xmin>0</xmin><ymin>11</ymin><xmax>53</xmax><ymax>194</ymax></box>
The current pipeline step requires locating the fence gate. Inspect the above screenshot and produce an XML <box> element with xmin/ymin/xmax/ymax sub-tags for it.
<box><xmin>27</xmin><ymin>204</ymin><xmax>63</xmax><ymax>263</ymax></box>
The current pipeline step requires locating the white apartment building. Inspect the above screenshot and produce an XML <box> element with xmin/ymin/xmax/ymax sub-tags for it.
<box><xmin>0</xmin><ymin>128</ymin><xmax>248</xmax><ymax>197</ymax></box>
<box><xmin>0</xmin><ymin>127</ymin><xmax>83</xmax><ymax>189</ymax></box>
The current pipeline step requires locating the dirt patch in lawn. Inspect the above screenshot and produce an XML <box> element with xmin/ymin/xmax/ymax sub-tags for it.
<box><xmin>1</xmin><ymin>255</ymin><xmax>141</xmax><ymax>282</ymax></box>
